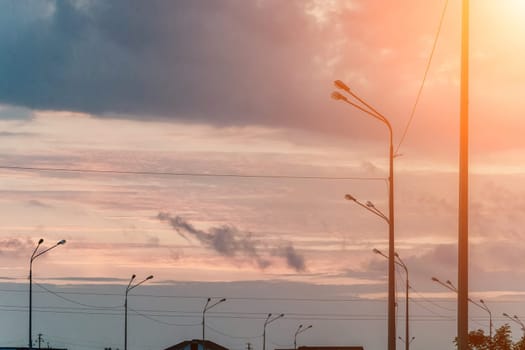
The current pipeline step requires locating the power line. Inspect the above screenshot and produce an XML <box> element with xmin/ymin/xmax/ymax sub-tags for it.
<box><xmin>0</xmin><ymin>164</ymin><xmax>385</xmax><ymax>182</ymax></box>
<box><xmin>35</xmin><ymin>282</ymin><xmax>123</xmax><ymax>309</ymax></box>
<box><xmin>395</xmin><ymin>0</ymin><xmax>449</xmax><ymax>154</ymax></box>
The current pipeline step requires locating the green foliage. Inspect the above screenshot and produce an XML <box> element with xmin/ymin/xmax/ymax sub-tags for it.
<box><xmin>454</xmin><ymin>324</ymin><xmax>522</xmax><ymax>350</ymax></box>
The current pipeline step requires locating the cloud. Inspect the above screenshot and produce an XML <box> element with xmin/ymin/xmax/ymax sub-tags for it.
<box><xmin>0</xmin><ymin>237</ymin><xmax>35</xmax><ymax>258</ymax></box>
<box><xmin>274</xmin><ymin>244</ymin><xmax>305</xmax><ymax>272</ymax></box>
<box><xmin>157</xmin><ymin>212</ymin><xmax>306</xmax><ymax>271</ymax></box>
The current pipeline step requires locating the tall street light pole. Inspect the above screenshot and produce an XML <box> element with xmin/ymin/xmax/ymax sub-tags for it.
<box><xmin>29</xmin><ymin>238</ymin><xmax>66</xmax><ymax>350</ymax></box>
<box><xmin>373</xmin><ymin>249</ymin><xmax>410</xmax><ymax>350</ymax></box>
<box><xmin>294</xmin><ymin>324</ymin><xmax>312</xmax><ymax>349</ymax></box>
<box><xmin>263</xmin><ymin>313</ymin><xmax>284</xmax><ymax>350</ymax></box>
<box><xmin>202</xmin><ymin>297</ymin><xmax>226</xmax><ymax>341</ymax></box>
<box><xmin>333</xmin><ymin>81</ymin><xmax>395</xmax><ymax>350</ymax></box>
<box><xmin>502</xmin><ymin>313</ymin><xmax>525</xmax><ymax>337</ymax></box>
<box><xmin>432</xmin><ymin>277</ymin><xmax>492</xmax><ymax>346</ymax></box>
<box><xmin>479</xmin><ymin>299</ymin><xmax>493</xmax><ymax>347</ymax></box>
<box><xmin>125</xmin><ymin>274</ymin><xmax>153</xmax><ymax>350</ymax></box>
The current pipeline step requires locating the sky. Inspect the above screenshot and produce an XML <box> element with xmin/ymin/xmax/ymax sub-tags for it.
<box><xmin>2</xmin><ymin>0</ymin><xmax>525</xmax><ymax>349</ymax></box>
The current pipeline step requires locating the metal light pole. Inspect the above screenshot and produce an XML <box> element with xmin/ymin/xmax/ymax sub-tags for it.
<box><xmin>502</xmin><ymin>313</ymin><xmax>525</xmax><ymax>337</ymax></box>
<box><xmin>263</xmin><ymin>313</ymin><xmax>284</xmax><ymax>350</ymax></box>
<box><xmin>202</xmin><ymin>297</ymin><xmax>226</xmax><ymax>341</ymax></box>
<box><xmin>294</xmin><ymin>324</ymin><xmax>312</xmax><ymax>349</ymax></box>
<box><xmin>125</xmin><ymin>274</ymin><xmax>153</xmax><ymax>350</ymax></box>
<box><xmin>432</xmin><ymin>277</ymin><xmax>493</xmax><ymax>345</ymax></box>
<box><xmin>29</xmin><ymin>238</ymin><xmax>66</xmax><ymax>350</ymax></box>
<box><xmin>333</xmin><ymin>80</ymin><xmax>395</xmax><ymax>350</ymax></box>
<box><xmin>373</xmin><ymin>249</ymin><xmax>409</xmax><ymax>350</ymax></box>
<box><xmin>479</xmin><ymin>299</ymin><xmax>493</xmax><ymax>347</ymax></box>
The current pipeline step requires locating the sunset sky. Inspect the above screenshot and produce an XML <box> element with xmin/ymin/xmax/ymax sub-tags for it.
<box><xmin>2</xmin><ymin>1</ymin><xmax>525</xmax><ymax>349</ymax></box>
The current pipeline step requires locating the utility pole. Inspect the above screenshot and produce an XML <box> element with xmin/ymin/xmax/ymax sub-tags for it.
<box><xmin>458</xmin><ymin>1</ymin><xmax>469</xmax><ymax>350</ymax></box>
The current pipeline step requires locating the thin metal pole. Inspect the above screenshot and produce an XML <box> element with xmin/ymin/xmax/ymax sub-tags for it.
<box><xmin>125</xmin><ymin>290</ymin><xmax>128</xmax><ymax>350</ymax></box>
<box><xmin>263</xmin><ymin>324</ymin><xmax>266</xmax><ymax>350</ymax></box>
<box><xmin>388</xmin><ymin>126</ymin><xmax>396</xmax><ymax>350</ymax></box>
<box><xmin>29</xmin><ymin>261</ymin><xmax>33</xmax><ymax>350</ymax></box>
<box><xmin>405</xmin><ymin>271</ymin><xmax>409</xmax><ymax>350</ymax></box>
<box><xmin>458</xmin><ymin>1</ymin><xmax>469</xmax><ymax>350</ymax></box>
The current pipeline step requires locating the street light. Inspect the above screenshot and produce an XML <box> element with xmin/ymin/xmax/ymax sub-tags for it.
<box><xmin>263</xmin><ymin>313</ymin><xmax>284</xmax><ymax>350</ymax></box>
<box><xmin>479</xmin><ymin>299</ymin><xmax>493</xmax><ymax>346</ymax></box>
<box><xmin>502</xmin><ymin>313</ymin><xmax>525</xmax><ymax>336</ymax></box>
<box><xmin>202</xmin><ymin>297</ymin><xmax>226</xmax><ymax>341</ymax></box>
<box><xmin>398</xmin><ymin>337</ymin><xmax>415</xmax><ymax>345</ymax></box>
<box><xmin>29</xmin><ymin>238</ymin><xmax>66</xmax><ymax>350</ymax></box>
<box><xmin>294</xmin><ymin>324</ymin><xmax>312</xmax><ymax>349</ymax></box>
<box><xmin>125</xmin><ymin>274</ymin><xmax>153</xmax><ymax>350</ymax></box>
<box><xmin>334</xmin><ymin>79</ymin><xmax>396</xmax><ymax>350</ymax></box>
<box><xmin>374</xmin><ymin>249</ymin><xmax>410</xmax><ymax>350</ymax></box>
<box><xmin>432</xmin><ymin>277</ymin><xmax>492</xmax><ymax>345</ymax></box>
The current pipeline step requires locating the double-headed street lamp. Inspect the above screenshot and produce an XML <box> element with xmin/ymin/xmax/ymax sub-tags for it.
<box><xmin>333</xmin><ymin>80</ymin><xmax>396</xmax><ymax>350</ymax></box>
<box><xmin>294</xmin><ymin>324</ymin><xmax>312</xmax><ymax>349</ymax></box>
<box><xmin>29</xmin><ymin>238</ymin><xmax>66</xmax><ymax>350</ymax></box>
<box><xmin>125</xmin><ymin>274</ymin><xmax>153</xmax><ymax>350</ymax></box>
<box><xmin>398</xmin><ymin>336</ymin><xmax>415</xmax><ymax>346</ymax></box>
<box><xmin>502</xmin><ymin>313</ymin><xmax>525</xmax><ymax>337</ymax></box>
<box><xmin>374</xmin><ymin>249</ymin><xmax>410</xmax><ymax>350</ymax></box>
<box><xmin>432</xmin><ymin>277</ymin><xmax>493</xmax><ymax>345</ymax></box>
<box><xmin>202</xmin><ymin>297</ymin><xmax>227</xmax><ymax>341</ymax></box>
<box><xmin>263</xmin><ymin>313</ymin><xmax>284</xmax><ymax>350</ymax></box>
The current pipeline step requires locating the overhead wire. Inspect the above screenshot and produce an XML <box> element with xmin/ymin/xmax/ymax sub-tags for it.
<box><xmin>0</xmin><ymin>164</ymin><xmax>385</xmax><ymax>182</ymax></box>
<box><xmin>395</xmin><ymin>0</ymin><xmax>450</xmax><ymax>154</ymax></box>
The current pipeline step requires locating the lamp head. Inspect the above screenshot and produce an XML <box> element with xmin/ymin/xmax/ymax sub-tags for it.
<box><xmin>147</xmin><ymin>275</ymin><xmax>154</xmax><ymax>280</ymax></box>
<box><xmin>306</xmin><ymin>325</ymin><xmax>312</xmax><ymax>329</ymax></box>
<box><xmin>344</xmin><ymin>194</ymin><xmax>356</xmax><ymax>201</ymax></box>
<box><xmin>503</xmin><ymin>312</ymin><xmax>509</xmax><ymax>317</ymax></box>
<box><xmin>394</xmin><ymin>252</ymin><xmax>399</xmax><ymax>258</ymax></box>
<box><xmin>220</xmin><ymin>298</ymin><xmax>226</xmax><ymax>302</ymax></box>
<box><xmin>331</xmin><ymin>91</ymin><xmax>348</xmax><ymax>102</ymax></box>
<box><xmin>334</xmin><ymin>80</ymin><xmax>350</xmax><ymax>92</ymax></box>
<box><xmin>431</xmin><ymin>277</ymin><xmax>438</xmax><ymax>282</ymax></box>
<box><xmin>38</xmin><ymin>238</ymin><xmax>44</xmax><ymax>245</ymax></box>
<box><xmin>131</xmin><ymin>274</ymin><xmax>136</xmax><ymax>280</ymax></box>
<box><xmin>446</xmin><ymin>280</ymin><xmax>453</xmax><ymax>285</ymax></box>
<box><xmin>372</xmin><ymin>248</ymin><xmax>381</xmax><ymax>255</ymax></box>
<box><xmin>365</xmin><ymin>201</ymin><xmax>374</xmax><ymax>208</ymax></box>
<box><xmin>279</xmin><ymin>313</ymin><xmax>285</xmax><ymax>317</ymax></box>
<box><xmin>58</xmin><ymin>239</ymin><xmax>66</xmax><ymax>245</ymax></box>
<box><xmin>480</xmin><ymin>299</ymin><xmax>485</xmax><ymax>304</ymax></box>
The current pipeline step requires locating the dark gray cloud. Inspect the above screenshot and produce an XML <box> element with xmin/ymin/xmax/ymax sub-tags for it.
<box><xmin>157</xmin><ymin>212</ymin><xmax>306</xmax><ymax>271</ymax></box>
<box><xmin>274</xmin><ymin>244</ymin><xmax>305</xmax><ymax>272</ymax></box>
<box><xmin>0</xmin><ymin>0</ymin><xmax>342</xmax><ymax>129</ymax></box>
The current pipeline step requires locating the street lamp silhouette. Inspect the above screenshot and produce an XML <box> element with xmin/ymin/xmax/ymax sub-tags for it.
<box><xmin>374</xmin><ymin>249</ymin><xmax>410</xmax><ymax>350</ymax></box>
<box><xmin>294</xmin><ymin>324</ymin><xmax>312</xmax><ymax>349</ymax></box>
<box><xmin>202</xmin><ymin>297</ymin><xmax>226</xmax><ymax>341</ymax></box>
<box><xmin>29</xmin><ymin>238</ymin><xmax>66</xmax><ymax>350</ymax></box>
<box><xmin>432</xmin><ymin>277</ymin><xmax>492</xmax><ymax>346</ymax></box>
<box><xmin>398</xmin><ymin>337</ymin><xmax>415</xmax><ymax>345</ymax></box>
<box><xmin>334</xmin><ymin>79</ymin><xmax>396</xmax><ymax>350</ymax></box>
<box><xmin>263</xmin><ymin>313</ymin><xmax>284</xmax><ymax>350</ymax></box>
<box><xmin>502</xmin><ymin>313</ymin><xmax>525</xmax><ymax>336</ymax></box>
<box><xmin>125</xmin><ymin>274</ymin><xmax>153</xmax><ymax>350</ymax></box>
<box><xmin>479</xmin><ymin>299</ymin><xmax>493</xmax><ymax>347</ymax></box>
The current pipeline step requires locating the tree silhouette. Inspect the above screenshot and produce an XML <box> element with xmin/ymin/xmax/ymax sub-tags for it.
<box><xmin>454</xmin><ymin>324</ymin><xmax>516</xmax><ymax>350</ymax></box>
